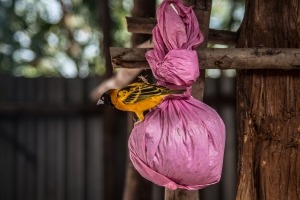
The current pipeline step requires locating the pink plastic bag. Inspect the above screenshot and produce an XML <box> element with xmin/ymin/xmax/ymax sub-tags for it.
<box><xmin>128</xmin><ymin>0</ymin><xmax>226</xmax><ymax>190</ymax></box>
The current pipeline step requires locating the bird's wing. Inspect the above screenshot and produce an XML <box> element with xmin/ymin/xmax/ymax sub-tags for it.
<box><xmin>117</xmin><ymin>83</ymin><xmax>167</xmax><ymax>104</ymax></box>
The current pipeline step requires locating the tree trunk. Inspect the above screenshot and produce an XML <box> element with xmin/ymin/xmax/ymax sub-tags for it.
<box><xmin>236</xmin><ymin>0</ymin><xmax>300</xmax><ymax>200</ymax></box>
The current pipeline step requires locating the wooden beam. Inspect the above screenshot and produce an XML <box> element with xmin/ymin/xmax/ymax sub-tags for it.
<box><xmin>122</xmin><ymin>1</ymin><xmax>155</xmax><ymax>200</ymax></box>
<box><xmin>110</xmin><ymin>47</ymin><xmax>300</xmax><ymax>70</ymax></box>
<box><xmin>125</xmin><ymin>17</ymin><xmax>238</xmax><ymax>46</ymax></box>
<box><xmin>126</xmin><ymin>17</ymin><xmax>157</xmax><ymax>34</ymax></box>
<box><xmin>208</xmin><ymin>29</ymin><xmax>238</xmax><ymax>46</ymax></box>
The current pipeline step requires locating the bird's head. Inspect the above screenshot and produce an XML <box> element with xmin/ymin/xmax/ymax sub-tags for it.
<box><xmin>97</xmin><ymin>89</ymin><xmax>115</xmax><ymax>108</ymax></box>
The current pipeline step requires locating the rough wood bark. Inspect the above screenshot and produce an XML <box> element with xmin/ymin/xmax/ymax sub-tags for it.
<box><xmin>126</xmin><ymin>17</ymin><xmax>237</xmax><ymax>46</ymax></box>
<box><xmin>236</xmin><ymin>0</ymin><xmax>300</xmax><ymax>200</ymax></box>
<box><xmin>122</xmin><ymin>1</ymin><xmax>155</xmax><ymax>200</ymax></box>
<box><xmin>110</xmin><ymin>47</ymin><xmax>300</xmax><ymax>69</ymax></box>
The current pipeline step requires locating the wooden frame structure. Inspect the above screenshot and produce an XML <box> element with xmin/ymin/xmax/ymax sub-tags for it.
<box><xmin>108</xmin><ymin>0</ymin><xmax>300</xmax><ymax>199</ymax></box>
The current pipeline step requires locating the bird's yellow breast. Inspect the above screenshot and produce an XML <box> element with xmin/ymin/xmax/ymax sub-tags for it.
<box><xmin>113</xmin><ymin>91</ymin><xmax>166</xmax><ymax>113</ymax></box>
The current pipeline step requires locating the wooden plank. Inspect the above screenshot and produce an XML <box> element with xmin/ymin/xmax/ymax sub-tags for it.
<box><xmin>86</xmin><ymin>116</ymin><xmax>103</xmax><ymax>200</ymax></box>
<box><xmin>125</xmin><ymin>17</ymin><xmax>157</xmax><ymax>34</ymax></box>
<box><xmin>16</xmin><ymin>77</ymin><xmax>27</xmax><ymax>103</ymax></box>
<box><xmin>46</xmin><ymin>76</ymin><xmax>65</xmax><ymax>200</ymax></box>
<box><xmin>66</xmin><ymin>77</ymin><xmax>85</xmax><ymax>200</ymax></box>
<box><xmin>67</xmin><ymin>117</ymin><xmax>85</xmax><ymax>200</ymax></box>
<box><xmin>0</xmin><ymin>75</ymin><xmax>5</xmax><ymax>102</ymax></box>
<box><xmin>26</xmin><ymin>78</ymin><xmax>37</xmax><ymax>103</ymax></box>
<box><xmin>26</xmin><ymin>117</ymin><xmax>37</xmax><ymax>200</ymax></box>
<box><xmin>86</xmin><ymin>76</ymin><xmax>102</xmax><ymax>103</ymax></box>
<box><xmin>0</xmin><ymin>75</ymin><xmax>15</xmax><ymax>102</ymax></box>
<box><xmin>56</xmin><ymin>117</ymin><xmax>66</xmax><ymax>200</ymax></box>
<box><xmin>16</xmin><ymin>118</ymin><xmax>27</xmax><ymax>200</ymax></box>
<box><xmin>6</xmin><ymin>75</ymin><xmax>15</xmax><ymax>101</ymax></box>
<box><xmin>46</xmin><ymin>118</ymin><xmax>58</xmax><ymax>199</ymax></box>
<box><xmin>0</xmin><ymin>118</ymin><xmax>7</xmax><ymax>199</ymax></box>
<box><xmin>2</xmin><ymin>118</ymin><xmax>17</xmax><ymax>200</ymax></box>
<box><xmin>110</xmin><ymin>47</ymin><xmax>300</xmax><ymax>70</ymax></box>
<box><xmin>36</xmin><ymin>77</ymin><xmax>47</xmax><ymax>200</ymax></box>
<box><xmin>125</xmin><ymin>17</ymin><xmax>237</xmax><ymax>46</ymax></box>
<box><xmin>47</xmin><ymin>78</ymin><xmax>65</xmax><ymax>105</ymax></box>
<box><xmin>37</xmin><ymin>118</ymin><xmax>47</xmax><ymax>200</ymax></box>
<box><xmin>45</xmin><ymin>117</ymin><xmax>66</xmax><ymax>200</ymax></box>
<box><xmin>66</xmin><ymin>78</ymin><xmax>84</xmax><ymax>104</ymax></box>
<box><xmin>36</xmin><ymin>77</ymin><xmax>47</xmax><ymax>103</ymax></box>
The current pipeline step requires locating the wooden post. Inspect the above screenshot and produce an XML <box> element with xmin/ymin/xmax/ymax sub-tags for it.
<box><xmin>98</xmin><ymin>1</ymin><xmax>118</xmax><ymax>199</ymax></box>
<box><xmin>236</xmin><ymin>0</ymin><xmax>300</xmax><ymax>199</ymax></box>
<box><xmin>122</xmin><ymin>1</ymin><xmax>155</xmax><ymax>200</ymax></box>
<box><xmin>165</xmin><ymin>189</ymin><xmax>199</xmax><ymax>200</ymax></box>
<box><xmin>164</xmin><ymin>0</ymin><xmax>211</xmax><ymax>199</ymax></box>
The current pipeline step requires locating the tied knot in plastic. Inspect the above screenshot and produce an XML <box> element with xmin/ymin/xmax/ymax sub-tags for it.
<box><xmin>145</xmin><ymin>0</ymin><xmax>203</xmax><ymax>89</ymax></box>
<box><xmin>148</xmin><ymin>49</ymin><xmax>199</xmax><ymax>87</ymax></box>
<box><xmin>129</xmin><ymin>0</ymin><xmax>226</xmax><ymax>191</ymax></box>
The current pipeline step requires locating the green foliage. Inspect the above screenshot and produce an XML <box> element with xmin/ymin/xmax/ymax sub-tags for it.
<box><xmin>210</xmin><ymin>0</ymin><xmax>245</xmax><ymax>31</ymax></box>
<box><xmin>109</xmin><ymin>0</ymin><xmax>132</xmax><ymax>47</ymax></box>
<box><xmin>0</xmin><ymin>0</ymin><xmax>105</xmax><ymax>78</ymax></box>
<box><xmin>0</xmin><ymin>0</ymin><xmax>245</xmax><ymax>78</ymax></box>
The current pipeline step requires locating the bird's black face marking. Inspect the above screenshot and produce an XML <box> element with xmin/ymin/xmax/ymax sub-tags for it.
<box><xmin>101</xmin><ymin>92</ymin><xmax>115</xmax><ymax>108</ymax></box>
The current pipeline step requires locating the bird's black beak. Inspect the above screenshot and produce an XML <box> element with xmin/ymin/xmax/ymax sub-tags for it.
<box><xmin>97</xmin><ymin>99</ymin><xmax>104</xmax><ymax>105</ymax></box>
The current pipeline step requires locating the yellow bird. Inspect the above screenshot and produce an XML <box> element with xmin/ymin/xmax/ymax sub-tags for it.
<box><xmin>97</xmin><ymin>82</ymin><xmax>186</xmax><ymax>121</ymax></box>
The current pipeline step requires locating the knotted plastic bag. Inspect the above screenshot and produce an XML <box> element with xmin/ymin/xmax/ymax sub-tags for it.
<box><xmin>128</xmin><ymin>0</ymin><xmax>226</xmax><ymax>190</ymax></box>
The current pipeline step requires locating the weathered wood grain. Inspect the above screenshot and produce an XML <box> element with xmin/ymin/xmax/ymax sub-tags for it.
<box><xmin>236</xmin><ymin>0</ymin><xmax>300</xmax><ymax>199</ymax></box>
<box><xmin>110</xmin><ymin>47</ymin><xmax>300</xmax><ymax>70</ymax></box>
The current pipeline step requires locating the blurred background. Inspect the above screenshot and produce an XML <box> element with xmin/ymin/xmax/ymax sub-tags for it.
<box><xmin>0</xmin><ymin>0</ymin><xmax>244</xmax><ymax>199</ymax></box>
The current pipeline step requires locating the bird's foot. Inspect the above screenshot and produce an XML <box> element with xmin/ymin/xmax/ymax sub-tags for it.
<box><xmin>134</xmin><ymin>119</ymin><xmax>141</xmax><ymax>126</ymax></box>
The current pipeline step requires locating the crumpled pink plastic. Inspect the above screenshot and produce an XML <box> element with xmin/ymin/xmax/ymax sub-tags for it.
<box><xmin>128</xmin><ymin>0</ymin><xmax>226</xmax><ymax>190</ymax></box>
